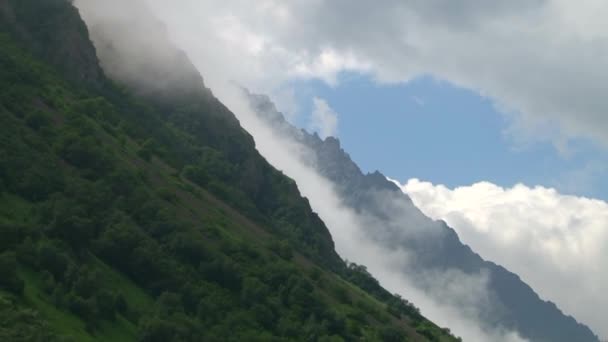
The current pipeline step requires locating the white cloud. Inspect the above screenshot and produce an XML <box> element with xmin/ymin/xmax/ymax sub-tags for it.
<box><xmin>143</xmin><ymin>0</ymin><xmax>608</xmax><ymax>149</ymax></box>
<box><xmin>396</xmin><ymin>178</ymin><xmax>608</xmax><ymax>338</ymax></box>
<box><xmin>310</xmin><ymin>97</ymin><xmax>338</xmax><ymax>139</ymax></box>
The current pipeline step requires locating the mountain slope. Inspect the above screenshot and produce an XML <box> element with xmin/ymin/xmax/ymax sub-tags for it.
<box><xmin>0</xmin><ymin>0</ymin><xmax>459</xmax><ymax>340</ymax></box>
<box><xmin>247</xmin><ymin>91</ymin><xmax>600</xmax><ymax>342</ymax></box>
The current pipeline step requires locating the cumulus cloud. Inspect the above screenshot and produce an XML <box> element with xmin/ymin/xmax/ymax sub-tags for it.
<box><xmin>396</xmin><ymin>178</ymin><xmax>608</xmax><ymax>338</ymax></box>
<box><xmin>310</xmin><ymin>97</ymin><xmax>338</xmax><ymax>138</ymax></box>
<box><xmin>143</xmin><ymin>0</ymin><xmax>608</xmax><ymax>148</ymax></box>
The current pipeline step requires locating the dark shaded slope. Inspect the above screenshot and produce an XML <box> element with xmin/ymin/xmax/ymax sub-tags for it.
<box><xmin>0</xmin><ymin>0</ymin><xmax>459</xmax><ymax>340</ymax></box>
<box><xmin>74</xmin><ymin>0</ymin><xmax>344</xmax><ymax>272</ymax></box>
<box><xmin>247</xmin><ymin>91</ymin><xmax>600</xmax><ymax>342</ymax></box>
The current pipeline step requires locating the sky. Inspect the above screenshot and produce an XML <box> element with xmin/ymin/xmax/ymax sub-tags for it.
<box><xmin>288</xmin><ymin>74</ymin><xmax>608</xmax><ymax>200</ymax></box>
<box><xmin>75</xmin><ymin>0</ymin><xmax>608</xmax><ymax>339</ymax></box>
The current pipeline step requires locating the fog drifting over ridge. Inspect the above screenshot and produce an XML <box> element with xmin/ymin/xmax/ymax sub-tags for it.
<box><xmin>73</xmin><ymin>1</ymin><xmax>527</xmax><ymax>340</ymax></box>
<box><xmin>398</xmin><ymin>179</ymin><xmax>608</xmax><ymax>338</ymax></box>
<box><xmin>218</xmin><ymin>85</ymin><xmax>526</xmax><ymax>342</ymax></box>
<box><xmin>72</xmin><ymin>0</ymin><xmax>599</xmax><ymax>340</ymax></box>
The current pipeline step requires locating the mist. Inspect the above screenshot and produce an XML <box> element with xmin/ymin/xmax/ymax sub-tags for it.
<box><xmin>73</xmin><ymin>0</ymin><xmax>529</xmax><ymax>340</ymax></box>
<box><xmin>219</xmin><ymin>84</ymin><xmax>527</xmax><ymax>342</ymax></box>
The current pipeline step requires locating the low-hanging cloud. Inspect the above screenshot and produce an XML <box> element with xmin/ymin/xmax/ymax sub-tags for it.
<box><xmin>143</xmin><ymin>0</ymin><xmax>608</xmax><ymax>149</ymax></box>
<box><xmin>397</xmin><ymin>178</ymin><xmax>608</xmax><ymax>338</ymax></box>
<box><xmin>227</xmin><ymin>85</ymin><xmax>526</xmax><ymax>342</ymax></box>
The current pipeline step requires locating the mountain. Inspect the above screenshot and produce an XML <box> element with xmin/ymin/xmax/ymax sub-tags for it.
<box><xmin>247</xmin><ymin>91</ymin><xmax>600</xmax><ymax>342</ymax></box>
<box><xmin>0</xmin><ymin>0</ymin><xmax>461</xmax><ymax>340</ymax></box>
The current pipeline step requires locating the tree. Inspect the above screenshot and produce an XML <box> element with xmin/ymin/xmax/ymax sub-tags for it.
<box><xmin>25</xmin><ymin>110</ymin><xmax>51</xmax><ymax>130</ymax></box>
<box><xmin>240</xmin><ymin>277</ymin><xmax>269</xmax><ymax>306</ymax></box>
<box><xmin>138</xmin><ymin>317</ymin><xmax>182</xmax><ymax>342</ymax></box>
<box><xmin>0</xmin><ymin>224</ymin><xmax>22</xmax><ymax>252</ymax></box>
<box><xmin>37</xmin><ymin>241</ymin><xmax>70</xmax><ymax>280</ymax></box>
<box><xmin>96</xmin><ymin>290</ymin><xmax>118</xmax><ymax>320</ymax></box>
<box><xmin>47</xmin><ymin>197</ymin><xmax>95</xmax><ymax>248</ymax></box>
<box><xmin>56</xmin><ymin>132</ymin><xmax>113</xmax><ymax>176</ymax></box>
<box><xmin>156</xmin><ymin>292</ymin><xmax>184</xmax><ymax>318</ymax></box>
<box><xmin>380</xmin><ymin>326</ymin><xmax>406</xmax><ymax>342</ymax></box>
<box><xmin>0</xmin><ymin>252</ymin><xmax>24</xmax><ymax>295</ymax></box>
<box><xmin>137</xmin><ymin>139</ymin><xmax>156</xmax><ymax>161</ymax></box>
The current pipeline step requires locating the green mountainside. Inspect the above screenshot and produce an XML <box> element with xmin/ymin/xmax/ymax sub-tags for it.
<box><xmin>0</xmin><ymin>0</ymin><xmax>459</xmax><ymax>341</ymax></box>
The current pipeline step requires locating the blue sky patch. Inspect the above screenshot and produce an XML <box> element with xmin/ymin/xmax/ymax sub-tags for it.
<box><xmin>286</xmin><ymin>73</ymin><xmax>608</xmax><ymax>200</ymax></box>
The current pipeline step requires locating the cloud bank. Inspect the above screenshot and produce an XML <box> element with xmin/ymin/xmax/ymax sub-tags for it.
<box><xmin>145</xmin><ymin>0</ymin><xmax>608</xmax><ymax>148</ymax></box>
<box><xmin>398</xmin><ymin>179</ymin><xmax>608</xmax><ymax>338</ymax></box>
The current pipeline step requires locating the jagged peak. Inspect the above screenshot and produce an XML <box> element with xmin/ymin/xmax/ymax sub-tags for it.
<box><xmin>323</xmin><ymin>135</ymin><xmax>341</xmax><ymax>148</ymax></box>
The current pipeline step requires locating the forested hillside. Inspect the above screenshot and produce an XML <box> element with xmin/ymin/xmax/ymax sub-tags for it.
<box><xmin>0</xmin><ymin>0</ymin><xmax>459</xmax><ymax>340</ymax></box>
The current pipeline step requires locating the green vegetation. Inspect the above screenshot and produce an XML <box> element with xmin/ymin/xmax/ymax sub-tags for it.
<box><xmin>0</xmin><ymin>0</ymin><xmax>460</xmax><ymax>340</ymax></box>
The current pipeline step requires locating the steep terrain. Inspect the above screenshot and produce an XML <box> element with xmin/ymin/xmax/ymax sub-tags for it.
<box><xmin>247</xmin><ymin>91</ymin><xmax>600</xmax><ymax>342</ymax></box>
<box><xmin>0</xmin><ymin>0</ymin><xmax>459</xmax><ymax>340</ymax></box>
